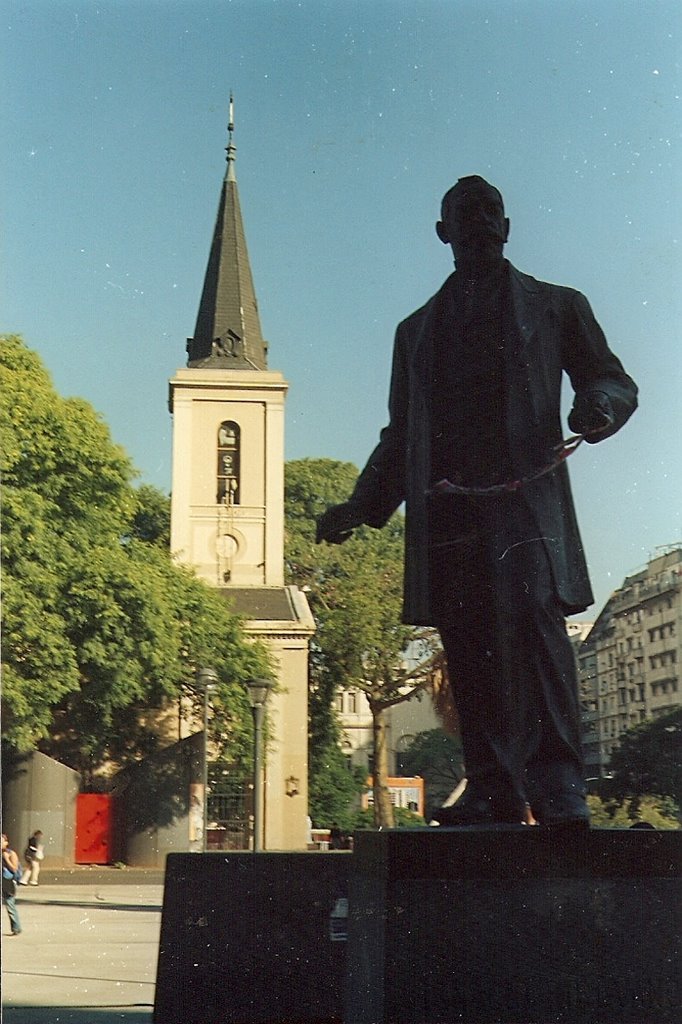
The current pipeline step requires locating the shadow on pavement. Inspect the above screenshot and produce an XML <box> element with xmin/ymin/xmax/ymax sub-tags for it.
<box><xmin>16</xmin><ymin>897</ymin><xmax>162</xmax><ymax>912</ymax></box>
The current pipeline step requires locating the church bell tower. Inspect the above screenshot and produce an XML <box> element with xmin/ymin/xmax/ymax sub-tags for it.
<box><xmin>169</xmin><ymin>99</ymin><xmax>314</xmax><ymax>850</ymax></box>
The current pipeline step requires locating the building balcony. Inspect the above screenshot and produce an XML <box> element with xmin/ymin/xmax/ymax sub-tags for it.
<box><xmin>610</xmin><ymin>577</ymin><xmax>680</xmax><ymax>613</ymax></box>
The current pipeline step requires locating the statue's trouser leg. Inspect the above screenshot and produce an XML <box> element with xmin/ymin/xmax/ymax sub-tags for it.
<box><xmin>433</xmin><ymin>498</ymin><xmax>584</xmax><ymax>805</ymax></box>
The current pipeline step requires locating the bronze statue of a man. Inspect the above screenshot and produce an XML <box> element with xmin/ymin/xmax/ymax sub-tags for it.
<box><xmin>317</xmin><ymin>176</ymin><xmax>638</xmax><ymax>828</ymax></box>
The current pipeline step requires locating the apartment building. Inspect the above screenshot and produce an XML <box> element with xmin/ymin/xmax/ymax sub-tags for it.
<box><xmin>578</xmin><ymin>545</ymin><xmax>682</xmax><ymax>777</ymax></box>
<box><xmin>334</xmin><ymin>686</ymin><xmax>441</xmax><ymax>777</ymax></box>
<box><xmin>334</xmin><ymin>622</ymin><xmax>593</xmax><ymax>778</ymax></box>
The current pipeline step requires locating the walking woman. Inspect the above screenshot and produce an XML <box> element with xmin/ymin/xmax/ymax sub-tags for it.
<box><xmin>21</xmin><ymin>829</ymin><xmax>44</xmax><ymax>886</ymax></box>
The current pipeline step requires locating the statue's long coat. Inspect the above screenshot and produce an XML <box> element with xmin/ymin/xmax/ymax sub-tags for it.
<box><xmin>349</xmin><ymin>263</ymin><xmax>638</xmax><ymax>625</ymax></box>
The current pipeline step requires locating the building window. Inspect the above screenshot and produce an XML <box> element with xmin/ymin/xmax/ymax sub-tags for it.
<box><xmin>217</xmin><ymin>421</ymin><xmax>240</xmax><ymax>504</ymax></box>
<box><xmin>347</xmin><ymin>690</ymin><xmax>358</xmax><ymax>714</ymax></box>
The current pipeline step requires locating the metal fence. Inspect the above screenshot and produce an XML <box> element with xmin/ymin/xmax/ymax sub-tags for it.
<box><xmin>207</xmin><ymin>778</ymin><xmax>252</xmax><ymax>851</ymax></box>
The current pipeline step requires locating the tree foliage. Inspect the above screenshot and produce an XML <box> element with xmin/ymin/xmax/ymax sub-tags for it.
<box><xmin>608</xmin><ymin>706</ymin><xmax>682</xmax><ymax>808</ymax></box>
<box><xmin>1</xmin><ymin>336</ymin><xmax>269</xmax><ymax>785</ymax></box>
<box><xmin>284</xmin><ymin>457</ymin><xmax>441</xmax><ymax>827</ymax></box>
<box><xmin>353</xmin><ymin>806</ymin><xmax>426</xmax><ymax>830</ymax></box>
<box><xmin>586</xmin><ymin>794</ymin><xmax>680</xmax><ymax>829</ymax></box>
<box><xmin>307</xmin><ymin>743</ymin><xmax>367</xmax><ymax>832</ymax></box>
<box><xmin>399</xmin><ymin>728</ymin><xmax>465</xmax><ymax>817</ymax></box>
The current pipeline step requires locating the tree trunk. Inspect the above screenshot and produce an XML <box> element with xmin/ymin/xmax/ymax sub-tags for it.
<box><xmin>371</xmin><ymin>704</ymin><xmax>395</xmax><ymax>828</ymax></box>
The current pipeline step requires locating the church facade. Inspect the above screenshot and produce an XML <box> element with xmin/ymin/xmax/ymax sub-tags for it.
<box><xmin>169</xmin><ymin>103</ymin><xmax>314</xmax><ymax>850</ymax></box>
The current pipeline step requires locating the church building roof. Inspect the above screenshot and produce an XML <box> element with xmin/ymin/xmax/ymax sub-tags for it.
<box><xmin>220</xmin><ymin>587</ymin><xmax>312</xmax><ymax>627</ymax></box>
<box><xmin>186</xmin><ymin>96</ymin><xmax>268</xmax><ymax>370</ymax></box>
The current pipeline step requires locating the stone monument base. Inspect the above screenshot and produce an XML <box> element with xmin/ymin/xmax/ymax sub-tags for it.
<box><xmin>154</xmin><ymin>852</ymin><xmax>351</xmax><ymax>1024</ymax></box>
<box><xmin>344</xmin><ymin>827</ymin><xmax>681</xmax><ymax>1024</ymax></box>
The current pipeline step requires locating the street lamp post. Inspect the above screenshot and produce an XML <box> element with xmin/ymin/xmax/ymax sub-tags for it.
<box><xmin>246</xmin><ymin>678</ymin><xmax>274</xmax><ymax>852</ymax></box>
<box><xmin>197</xmin><ymin>668</ymin><xmax>219</xmax><ymax>853</ymax></box>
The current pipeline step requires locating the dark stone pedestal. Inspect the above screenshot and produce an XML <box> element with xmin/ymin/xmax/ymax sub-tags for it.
<box><xmin>344</xmin><ymin>828</ymin><xmax>681</xmax><ymax>1024</ymax></box>
<box><xmin>154</xmin><ymin>852</ymin><xmax>351</xmax><ymax>1024</ymax></box>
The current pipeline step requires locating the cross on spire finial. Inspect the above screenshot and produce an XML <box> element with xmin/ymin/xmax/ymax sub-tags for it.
<box><xmin>226</xmin><ymin>92</ymin><xmax>237</xmax><ymax>181</ymax></box>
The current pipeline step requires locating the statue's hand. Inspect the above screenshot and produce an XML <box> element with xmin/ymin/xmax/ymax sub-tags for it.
<box><xmin>568</xmin><ymin>391</ymin><xmax>615</xmax><ymax>442</ymax></box>
<box><xmin>316</xmin><ymin>502</ymin><xmax>364</xmax><ymax>545</ymax></box>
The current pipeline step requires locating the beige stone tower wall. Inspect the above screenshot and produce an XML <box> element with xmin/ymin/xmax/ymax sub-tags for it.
<box><xmin>245</xmin><ymin>607</ymin><xmax>314</xmax><ymax>850</ymax></box>
<box><xmin>169</xmin><ymin>366</ymin><xmax>287</xmax><ymax>587</ymax></box>
<box><xmin>169</xmin><ymin>367</ymin><xmax>314</xmax><ymax>850</ymax></box>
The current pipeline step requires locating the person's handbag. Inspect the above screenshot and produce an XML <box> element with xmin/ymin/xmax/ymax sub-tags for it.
<box><xmin>35</xmin><ymin>848</ymin><xmax>44</xmax><ymax>861</ymax></box>
<box><xmin>2</xmin><ymin>865</ymin><xmax>18</xmax><ymax>897</ymax></box>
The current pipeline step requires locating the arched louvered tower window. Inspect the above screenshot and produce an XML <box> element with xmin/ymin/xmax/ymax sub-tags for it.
<box><xmin>217</xmin><ymin>421</ymin><xmax>240</xmax><ymax>504</ymax></box>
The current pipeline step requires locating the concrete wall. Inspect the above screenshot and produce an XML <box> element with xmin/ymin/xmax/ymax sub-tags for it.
<box><xmin>258</xmin><ymin>628</ymin><xmax>312</xmax><ymax>851</ymax></box>
<box><xmin>114</xmin><ymin>733</ymin><xmax>202</xmax><ymax>868</ymax></box>
<box><xmin>2</xmin><ymin>751</ymin><xmax>80</xmax><ymax>867</ymax></box>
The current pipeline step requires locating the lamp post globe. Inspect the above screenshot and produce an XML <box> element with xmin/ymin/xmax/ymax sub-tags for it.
<box><xmin>246</xmin><ymin>677</ymin><xmax>274</xmax><ymax>707</ymax></box>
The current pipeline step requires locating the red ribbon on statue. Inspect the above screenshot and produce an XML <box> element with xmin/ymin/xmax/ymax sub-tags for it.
<box><xmin>429</xmin><ymin>434</ymin><xmax>585</xmax><ymax>497</ymax></box>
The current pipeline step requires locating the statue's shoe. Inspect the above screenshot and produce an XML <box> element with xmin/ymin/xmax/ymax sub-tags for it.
<box><xmin>526</xmin><ymin>761</ymin><xmax>591</xmax><ymax>829</ymax></box>
<box><xmin>431</xmin><ymin>782</ymin><xmax>528</xmax><ymax>827</ymax></box>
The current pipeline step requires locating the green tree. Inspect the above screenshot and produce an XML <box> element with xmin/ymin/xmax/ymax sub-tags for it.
<box><xmin>608</xmin><ymin>707</ymin><xmax>682</xmax><ymax>808</ymax></box>
<box><xmin>1</xmin><ymin>334</ymin><xmax>134</xmax><ymax>755</ymax></box>
<box><xmin>586</xmin><ymin>794</ymin><xmax>680</xmax><ymax>829</ymax></box>
<box><xmin>284</xmin><ymin>458</ymin><xmax>441</xmax><ymax>827</ymax></box>
<box><xmin>399</xmin><ymin>728</ymin><xmax>465</xmax><ymax>817</ymax></box>
<box><xmin>308</xmin><ymin>743</ymin><xmax>367</xmax><ymax>833</ymax></box>
<box><xmin>1</xmin><ymin>335</ymin><xmax>268</xmax><ymax>785</ymax></box>
<box><xmin>129</xmin><ymin>483</ymin><xmax>171</xmax><ymax>547</ymax></box>
<box><xmin>353</xmin><ymin>806</ymin><xmax>426</xmax><ymax>830</ymax></box>
<box><xmin>284</xmin><ymin>458</ymin><xmax>366</xmax><ymax>827</ymax></box>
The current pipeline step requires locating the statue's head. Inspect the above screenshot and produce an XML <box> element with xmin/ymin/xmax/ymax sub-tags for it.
<box><xmin>436</xmin><ymin>175</ymin><xmax>509</xmax><ymax>267</ymax></box>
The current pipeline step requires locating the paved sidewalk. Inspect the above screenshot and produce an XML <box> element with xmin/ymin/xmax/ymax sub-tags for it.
<box><xmin>2</xmin><ymin>883</ymin><xmax>164</xmax><ymax>1023</ymax></box>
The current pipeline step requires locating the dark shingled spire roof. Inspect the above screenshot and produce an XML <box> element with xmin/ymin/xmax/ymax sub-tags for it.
<box><xmin>186</xmin><ymin>96</ymin><xmax>268</xmax><ymax>370</ymax></box>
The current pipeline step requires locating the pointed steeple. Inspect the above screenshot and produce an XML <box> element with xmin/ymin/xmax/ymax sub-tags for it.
<box><xmin>187</xmin><ymin>96</ymin><xmax>268</xmax><ymax>369</ymax></box>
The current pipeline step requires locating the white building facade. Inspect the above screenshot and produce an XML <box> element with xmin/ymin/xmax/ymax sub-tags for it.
<box><xmin>578</xmin><ymin>546</ymin><xmax>681</xmax><ymax>777</ymax></box>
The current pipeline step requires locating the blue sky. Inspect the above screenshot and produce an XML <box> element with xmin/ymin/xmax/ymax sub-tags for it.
<box><xmin>3</xmin><ymin>0</ymin><xmax>681</xmax><ymax>618</ymax></box>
